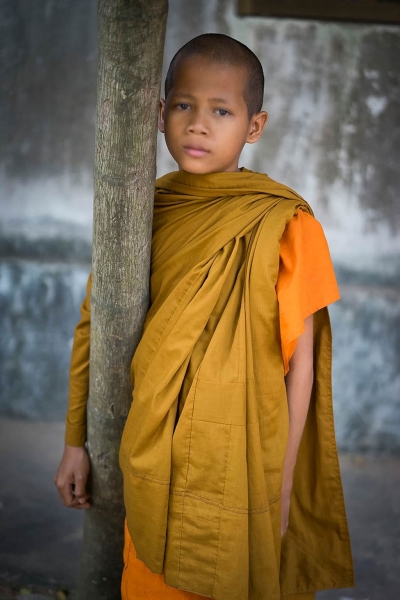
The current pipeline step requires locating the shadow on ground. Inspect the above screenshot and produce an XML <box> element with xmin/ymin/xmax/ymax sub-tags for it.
<box><xmin>0</xmin><ymin>419</ymin><xmax>399</xmax><ymax>599</ymax></box>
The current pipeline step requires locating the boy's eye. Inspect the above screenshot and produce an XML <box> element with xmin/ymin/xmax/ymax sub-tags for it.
<box><xmin>177</xmin><ymin>103</ymin><xmax>190</xmax><ymax>110</ymax></box>
<box><xmin>215</xmin><ymin>108</ymin><xmax>230</xmax><ymax>116</ymax></box>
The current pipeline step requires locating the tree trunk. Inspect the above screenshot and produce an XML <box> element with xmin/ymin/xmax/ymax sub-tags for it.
<box><xmin>77</xmin><ymin>1</ymin><xmax>168</xmax><ymax>599</ymax></box>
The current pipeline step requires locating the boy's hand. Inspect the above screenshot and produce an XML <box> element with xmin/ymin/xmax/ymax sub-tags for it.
<box><xmin>54</xmin><ymin>444</ymin><xmax>91</xmax><ymax>509</ymax></box>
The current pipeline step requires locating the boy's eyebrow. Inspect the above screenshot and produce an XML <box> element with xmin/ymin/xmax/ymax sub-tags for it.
<box><xmin>209</xmin><ymin>97</ymin><xmax>230</xmax><ymax>104</ymax></box>
<box><xmin>172</xmin><ymin>92</ymin><xmax>231</xmax><ymax>105</ymax></box>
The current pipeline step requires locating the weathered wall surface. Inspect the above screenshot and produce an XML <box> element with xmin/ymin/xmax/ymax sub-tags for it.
<box><xmin>0</xmin><ymin>0</ymin><xmax>399</xmax><ymax>452</ymax></box>
<box><xmin>0</xmin><ymin>0</ymin><xmax>95</xmax><ymax>425</ymax></box>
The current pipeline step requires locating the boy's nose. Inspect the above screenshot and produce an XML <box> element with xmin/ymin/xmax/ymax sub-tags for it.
<box><xmin>186</xmin><ymin>113</ymin><xmax>209</xmax><ymax>135</ymax></box>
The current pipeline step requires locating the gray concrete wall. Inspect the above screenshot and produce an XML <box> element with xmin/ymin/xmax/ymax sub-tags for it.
<box><xmin>0</xmin><ymin>0</ymin><xmax>95</xmax><ymax>424</ymax></box>
<box><xmin>1</xmin><ymin>0</ymin><xmax>399</xmax><ymax>453</ymax></box>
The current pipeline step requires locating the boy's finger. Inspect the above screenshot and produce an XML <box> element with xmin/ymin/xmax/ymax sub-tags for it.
<box><xmin>73</xmin><ymin>475</ymin><xmax>88</xmax><ymax>500</ymax></box>
<box><xmin>78</xmin><ymin>495</ymin><xmax>90</xmax><ymax>504</ymax></box>
<box><xmin>67</xmin><ymin>497</ymin><xmax>90</xmax><ymax>510</ymax></box>
<box><xmin>74</xmin><ymin>500</ymin><xmax>91</xmax><ymax>509</ymax></box>
<box><xmin>57</xmin><ymin>482</ymin><xmax>75</xmax><ymax>507</ymax></box>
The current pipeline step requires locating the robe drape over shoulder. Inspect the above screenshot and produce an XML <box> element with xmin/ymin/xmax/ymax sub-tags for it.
<box><xmin>119</xmin><ymin>169</ymin><xmax>353</xmax><ymax>600</ymax></box>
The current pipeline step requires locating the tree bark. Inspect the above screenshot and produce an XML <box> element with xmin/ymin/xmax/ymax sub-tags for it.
<box><xmin>77</xmin><ymin>1</ymin><xmax>168</xmax><ymax>598</ymax></box>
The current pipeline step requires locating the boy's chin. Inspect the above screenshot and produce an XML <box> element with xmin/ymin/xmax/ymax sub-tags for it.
<box><xmin>176</xmin><ymin>159</ymin><xmax>213</xmax><ymax>175</ymax></box>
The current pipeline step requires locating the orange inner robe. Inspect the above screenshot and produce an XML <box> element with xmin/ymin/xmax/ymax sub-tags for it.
<box><xmin>121</xmin><ymin>210</ymin><xmax>340</xmax><ymax>600</ymax></box>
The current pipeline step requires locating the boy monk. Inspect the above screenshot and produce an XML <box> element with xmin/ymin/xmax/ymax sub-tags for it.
<box><xmin>55</xmin><ymin>34</ymin><xmax>354</xmax><ymax>600</ymax></box>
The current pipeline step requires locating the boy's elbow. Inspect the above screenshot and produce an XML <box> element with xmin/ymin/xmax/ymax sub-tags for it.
<box><xmin>287</xmin><ymin>350</ymin><xmax>314</xmax><ymax>383</ymax></box>
<box><xmin>289</xmin><ymin>319</ymin><xmax>314</xmax><ymax>374</ymax></box>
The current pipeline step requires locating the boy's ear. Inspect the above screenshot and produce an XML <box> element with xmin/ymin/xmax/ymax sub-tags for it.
<box><xmin>158</xmin><ymin>98</ymin><xmax>166</xmax><ymax>133</ymax></box>
<box><xmin>246</xmin><ymin>111</ymin><xmax>268</xmax><ymax>144</ymax></box>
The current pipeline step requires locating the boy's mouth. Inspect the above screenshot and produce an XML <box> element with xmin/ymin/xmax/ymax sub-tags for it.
<box><xmin>183</xmin><ymin>145</ymin><xmax>210</xmax><ymax>158</ymax></box>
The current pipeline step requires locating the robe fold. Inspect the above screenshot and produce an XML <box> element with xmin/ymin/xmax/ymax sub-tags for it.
<box><xmin>119</xmin><ymin>168</ymin><xmax>354</xmax><ymax>600</ymax></box>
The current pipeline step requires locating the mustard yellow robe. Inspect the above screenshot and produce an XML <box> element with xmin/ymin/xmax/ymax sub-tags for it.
<box><xmin>118</xmin><ymin>169</ymin><xmax>354</xmax><ymax>600</ymax></box>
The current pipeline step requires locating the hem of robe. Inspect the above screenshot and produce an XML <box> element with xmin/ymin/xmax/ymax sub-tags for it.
<box><xmin>121</xmin><ymin>518</ymin><xmax>317</xmax><ymax>600</ymax></box>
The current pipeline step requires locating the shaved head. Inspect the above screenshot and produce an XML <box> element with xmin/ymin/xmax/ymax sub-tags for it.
<box><xmin>164</xmin><ymin>34</ymin><xmax>264</xmax><ymax>118</ymax></box>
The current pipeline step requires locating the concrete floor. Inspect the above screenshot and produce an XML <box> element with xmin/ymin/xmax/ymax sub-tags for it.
<box><xmin>0</xmin><ymin>418</ymin><xmax>399</xmax><ymax>599</ymax></box>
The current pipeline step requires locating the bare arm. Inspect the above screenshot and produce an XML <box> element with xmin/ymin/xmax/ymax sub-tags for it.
<box><xmin>281</xmin><ymin>313</ymin><xmax>314</xmax><ymax>536</ymax></box>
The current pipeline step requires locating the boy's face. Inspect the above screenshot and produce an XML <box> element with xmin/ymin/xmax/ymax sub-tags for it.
<box><xmin>158</xmin><ymin>55</ymin><xmax>268</xmax><ymax>174</ymax></box>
